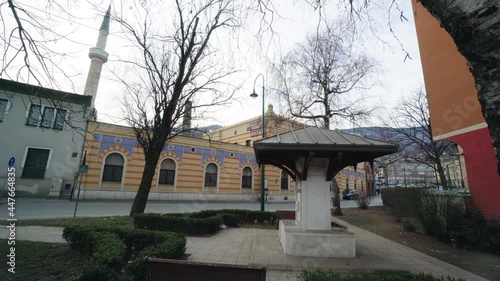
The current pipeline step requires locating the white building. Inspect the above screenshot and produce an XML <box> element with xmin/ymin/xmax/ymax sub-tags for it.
<box><xmin>0</xmin><ymin>79</ymin><xmax>92</xmax><ymax>197</ymax></box>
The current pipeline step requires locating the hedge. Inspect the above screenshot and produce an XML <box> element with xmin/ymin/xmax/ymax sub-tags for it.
<box><xmin>381</xmin><ymin>187</ymin><xmax>424</xmax><ymax>220</ymax></box>
<box><xmin>134</xmin><ymin>209</ymin><xmax>277</xmax><ymax>235</ymax></box>
<box><xmin>62</xmin><ymin>228</ymin><xmax>125</xmax><ymax>281</ymax></box>
<box><xmin>63</xmin><ymin>225</ymin><xmax>186</xmax><ymax>281</ymax></box>
<box><xmin>298</xmin><ymin>270</ymin><xmax>467</xmax><ymax>281</ymax></box>
<box><xmin>380</xmin><ymin>187</ymin><xmax>500</xmax><ymax>250</ymax></box>
<box><xmin>130</xmin><ymin>240</ymin><xmax>188</xmax><ymax>281</ymax></box>
<box><xmin>451</xmin><ymin>208</ymin><xmax>500</xmax><ymax>255</ymax></box>
<box><xmin>134</xmin><ymin>213</ymin><xmax>223</xmax><ymax>235</ymax></box>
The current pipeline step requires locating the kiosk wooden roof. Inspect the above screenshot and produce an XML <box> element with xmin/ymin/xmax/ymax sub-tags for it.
<box><xmin>253</xmin><ymin>127</ymin><xmax>398</xmax><ymax>181</ymax></box>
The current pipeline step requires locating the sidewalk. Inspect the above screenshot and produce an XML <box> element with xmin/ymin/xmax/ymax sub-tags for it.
<box><xmin>0</xmin><ymin>218</ymin><xmax>489</xmax><ymax>281</ymax></box>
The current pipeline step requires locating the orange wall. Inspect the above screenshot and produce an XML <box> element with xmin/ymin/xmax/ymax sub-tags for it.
<box><xmin>412</xmin><ymin>0</ymin><xmax>484</xmax><ymax>138</ymax></box>
<box><xmin>412</xmin><ymin>1</ymin><xmax>500</xmax><ymax>219</ymax></box>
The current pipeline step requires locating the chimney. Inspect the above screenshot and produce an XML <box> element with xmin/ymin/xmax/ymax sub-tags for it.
<box><xmin>182</xmin><ymin>100</ymin><xmax>192</xmax><ymax>136</ymax></box>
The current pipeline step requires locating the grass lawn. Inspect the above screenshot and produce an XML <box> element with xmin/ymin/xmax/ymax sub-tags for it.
<box><xmin>11</xmin><ymin>216</ymin><xmax>134</xmax><ymax>228</ymax></box>
<box><xmin>0</xmin><ymin>239</ymin><xmax>86</xmax><ymax>281</ymax></box>
<box><xmin>336</xmin><ymin>206</ymin><xmax>500</xmax><ymax>281</ymax></box>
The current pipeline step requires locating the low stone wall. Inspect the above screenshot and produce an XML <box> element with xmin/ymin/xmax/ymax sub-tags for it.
<box><xmin>73</xmin><ymin>190</ymin><xmax>295</xmax><ymax>202</ymax></box>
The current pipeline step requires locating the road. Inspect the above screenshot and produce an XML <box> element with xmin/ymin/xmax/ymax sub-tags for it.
<box><xmin>0</xmin><ymin>197</ymin><xmax>382</xmax><ymax>220</ymax></box>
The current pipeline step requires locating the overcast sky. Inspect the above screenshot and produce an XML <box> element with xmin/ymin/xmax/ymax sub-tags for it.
<box><xmin>4</xmin><ymin>0</ymin><xmax>425</xmax><ymax>129</ymax></box>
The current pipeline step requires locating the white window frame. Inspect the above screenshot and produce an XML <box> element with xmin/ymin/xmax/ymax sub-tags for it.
<box><xmin>157</xmin><ymin>157</ymin><xmax>178</xmax><ymax>190</ymax></box>
<box><xmin>203</xmin><ymin>162</ymin><xmax>220</xmax><ymax>190</ymax></box>
<box><xmin>21</xmin><ymin>146</ymin><xmax>53</xmax><ymax>178</ymax></box>
<box><xmin>241</xmin><ymin>166</ymin><xmax>253</xmax><ymax>190</ymax></box>
<box><xmin>99</xmin><ymin>151</ymin><xmax>127</xmax><ymax>190</ymax></box>
<box><xmin>0</xmin><ymin>98</ymin><xmax>11</xmax><ymax>122</ymax></box>
<box><xmin>25</xmin><ymin>103</ymin><xmax>67</xmax><ymax>129</ymax></box>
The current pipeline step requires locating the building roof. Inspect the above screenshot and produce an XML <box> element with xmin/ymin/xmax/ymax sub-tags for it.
<box><xmin>253</xmin><ymin>126</ymin><xmax>398</xmax><ymax>181</ymax></box>
<box><xmin>0</xmin><ymin>79</ymin><xmax>92</xmax><ymax>106</ymax></box>
<box><xmin>207</xmin><ymin>104</ymin><xmax>306</xmax><ymax>135</ymax></box>
<box><xmin>257</xmin><ymin>126</ymin><xmax>396</xmax><ymax>148</ymax></box>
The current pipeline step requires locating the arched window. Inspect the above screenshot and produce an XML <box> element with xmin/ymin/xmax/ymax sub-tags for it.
<box><xmin>204</xmin><ymin>163</ymin><xmax>218</xmax><ymax>187</ymax></box>
<box><xmin>280</xmin><ymin>170</ymin><xmax>288</xmax><ymax>190</ymax></box>
<box><xmin>102</xmin><ymin>153</ymin><xmax>124</xmax><ymax>182</ymax></box>
<box><xmin>159</xmin><ymin>158</ymin><xmax>176</xmax><ymax>185</ymax></box>
<box><xmin>242</xmin><ymin>166</ymin><xmax>252</xmax><ymax>188</ymax></box>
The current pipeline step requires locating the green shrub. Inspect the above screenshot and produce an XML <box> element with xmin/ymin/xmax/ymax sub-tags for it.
<box><xmin>419</xmin><ymin>194</ymin><xmax>440</xmax><ymax>236</ymax></box>
<box><xmin>381</xmin><ymin>188</ymin><xmax>424</xmax><ymax>221</ymax></box>
<box><xmin>220</xmin><ymin>213</ymin><xmax>240</xmax><ymax>227</ymax></box>
<box><xmin>79</xmin><ymin>263</ymin><xmax>113</xmax><ymax>281</ymax></box>
<box><xmin>298</xmin><ymin>270</ymin><xmax>466</xmax><ymax>281</ymax></box>
<box><xmin>64</xmin><ymin>225</ymin><xmax>185</xmax><ymax>257</ymax></box>
<box><xmin>99</xmin><ymin>226</ymin><xmax>184</xmax><ymax>255</ymax></box>
<box><xmin>62</xmin><ymin>225</ymin><xmax>94</xmax><ymax>254</ymax></box>
<box><xmin>419</xmin><ymin>194</ymin><xmax>465</xmax><ymax>241</ymax></box>
<box><xmin>452</xmin><ymin>208</ymin><xmax>500</xmax><ymax>254</ymax></box>
<box><xmin>63</xmin><ymin>227</ymin><xmax>125</xmax><ymax>281</ymax></box>
<box><xmin>382</xmin><ymin>188</ymin><xmax>468</xmax><ymax>243</ymax></box>
<box><xmin>63</xmin><ymin>225</ymin><xmax>186</xmax><ymax>281</ymax></box>
<box><xmin>191</xmin><ymin>209</ymin><xmax>277</xmax><ymax>223</ymax></box>
<box><xmin>134</xmin><ymin>213</ymin><xmax>222</xmax><ymax>235</ymax></box>
<box><xmin>91</xmin><ymin>232</ymin><xmax>125</xmax><ymax>270</ymax></box>
<box><xmin>129</xmin><ymin>238</ymin><xmax>187</xmax><ymax>281</ymax></box>
<box><xmin>134</xmin><ymin>209</ymin><xmax>277</xmax><ymax>235</ymax></box>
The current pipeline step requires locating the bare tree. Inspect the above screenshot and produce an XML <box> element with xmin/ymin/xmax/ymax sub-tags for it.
<box><xmin>114</xmin><ymin>0</ymin><xmax>242</xmax><ymax>216</ymax></box>
<box><xmin>271</xmin><ymin>20</ymin><xmax>377</xmax><ymax>215</ymax></box>
<box><xmin>5</xmin><ymin>0</ymin><xmax>500</xmax><ymax>174</ymax></box>
<box><xmin>336</xmin><ymin>0</ymin><xmax>500</xmax><ymax>174</ymax></box>
<box><xmin>388</xmin><ymin>88</ymin><xmax>453</xmax><ymax>189</ymax></box>
<box><xmin>272</xmin><ymin>20</ymin><xmax>376</xmax><ymax>129</ymax></box>
<box><xmin>0</xmin><ymin>1</ymin><xmax>91</xmax><ymax>139</ymax></box>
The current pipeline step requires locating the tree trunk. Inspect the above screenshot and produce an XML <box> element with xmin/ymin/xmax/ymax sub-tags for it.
<box><xmin>419</xmin><ymin>0</ymin><xmax>500</xmax><ymax>175</ymax></box>
<box><xmin>332</xmin><ymin>177</ymin><xmax>343</xmax><ymax>216</ymax></box>
<box><xmin>130</xmin><ymin>148</ymin><xmax>162</xmax><ymax>216</ymax></box>
<box><xmin>435</xmin><ymin>158</ymin><xmax>448</xmax><ymax>190</ymax></box>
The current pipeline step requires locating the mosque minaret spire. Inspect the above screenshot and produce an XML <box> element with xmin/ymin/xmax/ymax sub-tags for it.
<box><xmin>83</xmin><ymin>5</ymin><xmax>111</xmax><ymax>109</ymax></box>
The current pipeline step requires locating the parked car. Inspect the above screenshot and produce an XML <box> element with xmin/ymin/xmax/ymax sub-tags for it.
<box><xmin>342</xmin><ymin>189</ymin><xmax>359</xmax><ymax>200</ymax></box>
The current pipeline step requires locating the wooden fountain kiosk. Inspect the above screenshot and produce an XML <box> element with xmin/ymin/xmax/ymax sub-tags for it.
<box><xmin>253</xmin><ymin>127</ymin><xmax>398</xmax><ymax>258</ymax></box>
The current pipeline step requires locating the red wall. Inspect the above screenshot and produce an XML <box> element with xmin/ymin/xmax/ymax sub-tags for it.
<box><xmin>448</xmin><ymin>128</ymin><xmax>500</xmax><ymax>219</ymax></box>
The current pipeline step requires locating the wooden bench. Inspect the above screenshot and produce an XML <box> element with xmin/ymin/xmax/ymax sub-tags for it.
<box><xmin>276</xmin><ymin>210</ymin><xmax>295</xmax><ymax>221</ymax></box>
<box><xmin>146</xmin><ymin>258</ymin><xmax>267</xmax><ymax>281</ymax></box>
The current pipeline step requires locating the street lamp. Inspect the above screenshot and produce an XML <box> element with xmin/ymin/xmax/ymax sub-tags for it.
<box><xmin>251</xmin><ymin>74</ymin><xmax>265</xmax><ymax>211</ymax></box>
<box><xmin>450</xmin><ymin>152</ymin><xmax>465</xmax><ymax>188</ymax></box>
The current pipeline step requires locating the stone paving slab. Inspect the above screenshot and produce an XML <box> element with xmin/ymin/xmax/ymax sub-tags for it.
<box><xmin>0</xmin><ymin>220</ymin><xmax>490</xmax><ymax>281</ymax></box>
<box><xmin>186</xmin><ymin>218</ymin><xmax>489</xmax><ymax>281</ymax></box>
<box><xmin>0</xmin><ymin>226</ymin><xmax>65</xmax><ymax>243</ymax></box>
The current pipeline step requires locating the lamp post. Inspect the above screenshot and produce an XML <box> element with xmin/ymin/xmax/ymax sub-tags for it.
<box><xmin>450</xmin><ymin>152</ymin><xmax>465</xmax><ymax>188</ymax></box>
<box><xmin>251</xmin><ymin>74</ymin><xmax>265</xmax><ymax>211</ymax></box>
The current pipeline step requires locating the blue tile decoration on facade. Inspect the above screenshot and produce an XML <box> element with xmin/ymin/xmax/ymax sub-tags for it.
<box><xmin>95</xmin><ymin>133</ymin><xmax>136</xmax><ymax>157</ymax></box>
<box><xmin>161</xmin><ymin>143</ymin><xmax>185</xmax><ymax>160</ymax></box>
<box><xmin>200</xmin><ymin>148</ymin><xmax>225</xmax><ymax>166</ymax></box>
<box><xmin>237</xmin><ymin>153</ymin><xmax>257</xmax><ymax>166</ymax></box>
<box><xmin>340</xmin><ymin>169</ymin><xmax>364</xmax><ymax>178</ymax></box>
<box><xmin>94</xmin><ymin>134</ymin><xmax>256</xmax><ymax>167</ymax></box>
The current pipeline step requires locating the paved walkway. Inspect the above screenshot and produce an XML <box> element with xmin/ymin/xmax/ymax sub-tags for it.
<box><xmin>0</xmin><ymin>198</ymin><xmax>383</xmax><ymax>220</ymax></box>
<box><xmin>0</xmin><ymin>217</ymin><xmax>489</xmax><ymax>281</ymax></box>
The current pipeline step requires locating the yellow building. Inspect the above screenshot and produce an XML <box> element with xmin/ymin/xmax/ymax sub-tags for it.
<box><xmin>78</xmin><ymin>121</ymin><xmax>295</xmax><ymax>201</ymax></box>
<box><xmin>77</xmin><ymin>105</ymin><xmax>369</xmax><ymax>201</ymax></box>
<box><xmin>207</xmin><ymin>104</ymin><xmax>305</xmax><ymax>146</ymax></box>
<box><xmin>208</xmin><ymin>104</ymin><xmax>369</xmax><ymax>197</ymax></box>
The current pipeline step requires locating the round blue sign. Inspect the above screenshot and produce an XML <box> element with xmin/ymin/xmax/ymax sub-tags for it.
<box><xmin>8</xmin><ymin>157</ymin><xmax>15</xmax><ymax>167</ymax></box>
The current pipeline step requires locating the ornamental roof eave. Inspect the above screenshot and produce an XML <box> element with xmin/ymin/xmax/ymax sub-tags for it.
<box><xmin>253</xmin><ymin>126</ymin><xmax>398</xmax><ymax>182</ymax></box>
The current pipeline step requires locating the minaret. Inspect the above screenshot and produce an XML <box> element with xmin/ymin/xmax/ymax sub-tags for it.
<box><xmin>83</xmin><ymin>5</ymin><xmax>111</xmax><ymax>110</ymax></box>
